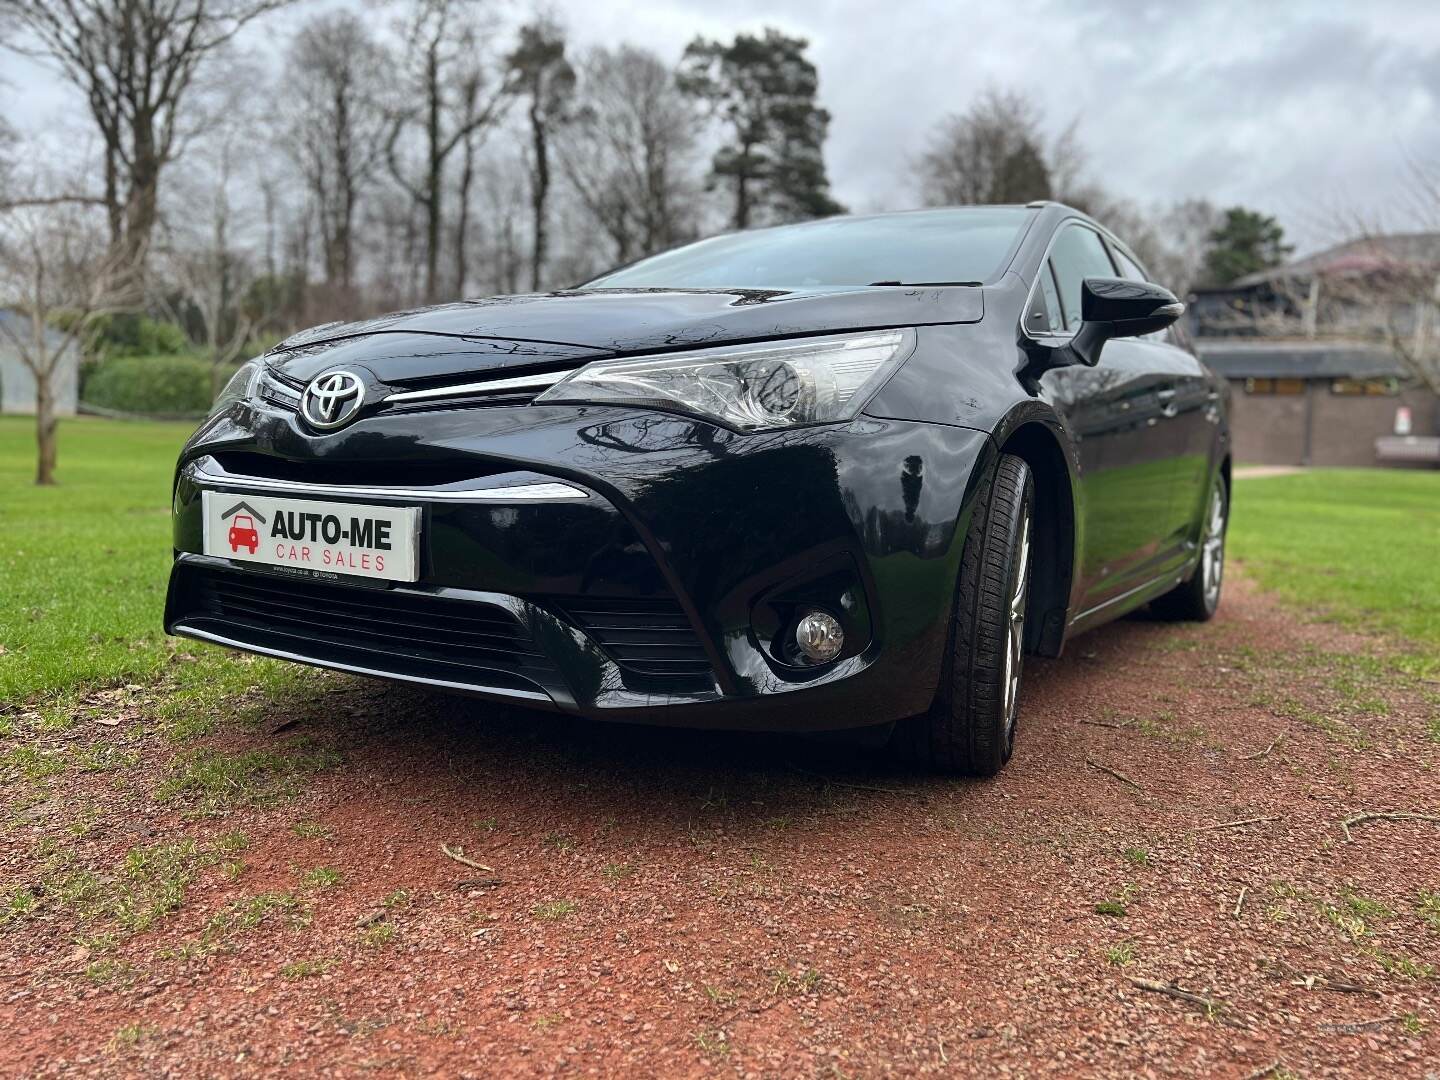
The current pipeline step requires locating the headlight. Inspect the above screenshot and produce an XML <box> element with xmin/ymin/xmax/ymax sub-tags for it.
<box><xmin>209</xmin><ymin>358</ymin><xmax>264</xmax><ymax>417</ymax></box>
<box><xmin>534</xmin><ymin>329</ymin><xmax>915</xmax><ymax>432</ymax></box>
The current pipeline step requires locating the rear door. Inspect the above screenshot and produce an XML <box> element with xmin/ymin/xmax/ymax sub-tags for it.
<box><xmin>1035</xmin><ymin>223</ymin><xmax>1185</xmax><ymax>614</ymax></box>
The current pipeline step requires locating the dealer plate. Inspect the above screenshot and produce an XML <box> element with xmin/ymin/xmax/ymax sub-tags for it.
<box><xmin>201</xmin><ymin>491</ymin><xmax>420</xmax><ymax>582</ymax></box>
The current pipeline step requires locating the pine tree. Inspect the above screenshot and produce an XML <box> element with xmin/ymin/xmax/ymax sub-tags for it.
<box><xmin>679</xmin><ymin>29</ymin><xmax>844</xmax><ymax>230</ymax></box>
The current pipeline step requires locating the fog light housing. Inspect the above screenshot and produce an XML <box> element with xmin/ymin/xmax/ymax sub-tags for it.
<box><xmin>794</xmin><ymin>610</ymin><xmax>844</xmax><ymax>664</ymax></box>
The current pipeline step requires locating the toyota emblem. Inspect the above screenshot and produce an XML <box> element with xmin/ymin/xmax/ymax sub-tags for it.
<box><xmin>301</xmin><ymin>370</ymin><xmax>365</xmax><ymax>431</ymax></box>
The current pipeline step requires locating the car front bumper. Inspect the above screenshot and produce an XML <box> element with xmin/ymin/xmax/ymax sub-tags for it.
<box><xmin>165</xmin><ymin>400</ymin><xmax>994</xmax><ymax>731</ymax></box>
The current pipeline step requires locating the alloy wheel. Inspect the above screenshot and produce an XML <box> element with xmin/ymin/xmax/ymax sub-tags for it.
<box><xmin>1201</xmin><ymin>481</ymin><xmax>1227</xmax><ymax>609</ymax></box>
<box><xmin>1002</xmin><ymin>509</ymin><xmax>1032</xmax><ymax>739</ymax></box>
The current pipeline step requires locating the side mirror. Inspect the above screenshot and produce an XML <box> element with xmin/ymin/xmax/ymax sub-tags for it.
<box><xmin>1067</xmin><ymin>277</ymin><xmax>1185</xmax><ymax>366</ymax></box>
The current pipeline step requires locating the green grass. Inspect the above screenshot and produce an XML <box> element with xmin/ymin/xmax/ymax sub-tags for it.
<box><xmin>1230</xmin><ymin>470</ymin><xmax>1440</xmax><ymax>662</ymax></box>
<box><xmin>0</xmin><ymin>417</ymin><xmax>196</xmax><ymax>699</ymax></box>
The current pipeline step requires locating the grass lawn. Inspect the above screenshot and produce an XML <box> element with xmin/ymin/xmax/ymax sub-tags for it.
<box><xmin>1</xmin><ymin>417</ymin><xmax>197</xmax><ymax>699</ymax></box>
<box><xmin>1230</xmin><ymin>468</ymin><xmax>1440</xmax><ymax>663</ymax></box>
<box><xmin>0</xmin><ymin>417</ymin><xmax>298</xmax><ymax>707</ymax></box>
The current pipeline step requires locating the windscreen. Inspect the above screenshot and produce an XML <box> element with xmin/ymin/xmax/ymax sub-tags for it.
<box><xmin>584</xmin><ymin>208</ymin><xmax>1032</xmax><ymax>290</ymax></box>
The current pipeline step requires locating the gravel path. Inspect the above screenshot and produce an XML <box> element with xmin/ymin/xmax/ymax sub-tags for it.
<box><xmin>3</xmin><ymin>572</ymin><xmax>1438</xmax><ymax>1077</ymax></box>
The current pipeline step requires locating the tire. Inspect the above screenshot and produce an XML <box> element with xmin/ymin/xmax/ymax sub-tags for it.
<box><xmin>893</xmin><ymin>453</ymin><xmax>1035</xmax><ymax>776</ymax></box>
<box><xmin>1151</xmin><ymin>474</ymin><xmax>1227</xmax><ymax>622</ymax></box>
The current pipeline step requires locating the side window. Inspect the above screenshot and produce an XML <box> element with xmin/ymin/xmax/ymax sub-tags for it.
<box><xmin>1048</xmin><ymin>225</ymin><xmax>1117</xmax><ymax>330</ymax></box>
<box><xmin>1111</xmin><ymin>246</ymin><xmax>1148</xmax><ymax>283</ymax></box>
<box><xmin>1025</xmin><ymin>263</ymin><xmax>1063</xmax><ymax>334</ymax></box>
<box><xmin>1039</xmin><ymin>264</ymin><xmax>1063</xmax><ymax>333</ymax></box>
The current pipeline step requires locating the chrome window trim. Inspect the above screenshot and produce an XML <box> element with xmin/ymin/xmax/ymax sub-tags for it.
<box><xmin>186</xmin><ymin>460</ymin><xmax>588</xmax><ymax>502</ymax></box>
<box><xmin>1019</xmin><ymin>218</ymin><xmax>1121</xmax><ymax>346</ymax></box>
<box><xmin>385</xmin><ymin>369</ymin><xmax>569</xmax><ymax>404</ymax></box>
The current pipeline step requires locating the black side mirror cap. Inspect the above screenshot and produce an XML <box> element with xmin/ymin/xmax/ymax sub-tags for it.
<box><xmin>1069</xmin><ymin>277</ymin><xmax>1184</xmax><ymax>366</ymax></box>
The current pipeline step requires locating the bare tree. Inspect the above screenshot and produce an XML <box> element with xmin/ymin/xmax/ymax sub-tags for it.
<box><xmin>1270</xmin><ymin>234</ymin><xmax>1440</xmax><ymax>394</ymax></box>
<box><xmin>559</xmin><ymin>45</ymin><xmax>701</xmax><ymax>264</ymax></box>
<box><xmin>384</xmin><ymin>0</ymin><xmax>514</xmax><ymax>303</ymax></box>
<box><xmin>1204</xmin><ymin>163</ymin><xmax>1440</xmax><ymax>393</ymax></box>
<box><xmin>283</xmin><ymin>11</ymin><xmax>390</xmax><ymax>302</ymax></box>
<box><xmin>507</xmin><ymin>19</ymin><xmax>576</xmax><ymax>291</ymax></box>
<box><xmin>162</xmin><ymin>140</ymin><xmax>260</xmax><ymax>396</ymax></box>
<box><xmin>917</xmin><ymin>88</ymin><xmax>1056</xmax><ymax>206</ymax></box>
<box><xmin>0</xmin><ymin>201</ymin><xmax>127</xmax><ymax>484</ymax></box>
<box><xmin>1</xmin><ymin>0</ymin><xmax>293</xmax><ymax>283</ymax></box>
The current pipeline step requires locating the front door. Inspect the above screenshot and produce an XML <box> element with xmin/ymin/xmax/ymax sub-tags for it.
<box><xmin>1037</xmin><ymin>223</ymin><xmax>1185</xmax><ymax>614</ymax></box>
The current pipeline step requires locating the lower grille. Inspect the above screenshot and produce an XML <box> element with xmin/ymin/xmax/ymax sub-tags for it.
<box><xmin>556</xmin><ymin>598</ymin><xmax>712</xmax><ymax>680</ymax></box>
<box><xmin>178</xmin><ymin>567</ymin><xmax>557</xmax><ymax>695</ymax></box>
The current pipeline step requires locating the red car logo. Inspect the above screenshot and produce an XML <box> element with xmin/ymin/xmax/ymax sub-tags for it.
<box><xmin>228</xmin><ymin>514</ymin><xmax>260</xmax><ymax>555</ymax></box>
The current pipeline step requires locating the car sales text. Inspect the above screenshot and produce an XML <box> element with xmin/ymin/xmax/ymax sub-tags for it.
<box><xmin>269</xmin><ymin>510</ymin><xmax>393</xmax><ymax>571</ymax></box>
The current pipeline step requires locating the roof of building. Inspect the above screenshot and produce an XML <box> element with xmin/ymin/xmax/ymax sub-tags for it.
<box><xmin>1196</xmin><ymin>338</ymin><xmax>1408</xmax><ymax>379</ymax></box>
<box><xmin>1229</xmin><ymin>232</ymin><xmax>1440</xmax><ymax>288</ymax></box>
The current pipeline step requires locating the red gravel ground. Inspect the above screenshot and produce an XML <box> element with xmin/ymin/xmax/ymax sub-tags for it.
<box><xmin>3</xmin><ymin>571</ymin><xmax>1439</xmax><ymax>1078</ymax></box>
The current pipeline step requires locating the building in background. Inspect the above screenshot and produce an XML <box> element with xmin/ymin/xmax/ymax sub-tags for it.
<box><xmin>1191</xmin><ymin>233</ymin><xmax>1440</xmax><ymax>467</ymax></box>
<box><xmin>0</xmin><ymin>309</ymin><xmax>80</xmax><ymax>417</ymax></box>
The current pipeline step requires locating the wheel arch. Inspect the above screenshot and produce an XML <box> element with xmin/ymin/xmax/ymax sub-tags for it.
<box><xmin>997</xmin><ymin>417</ymin><xmax>1078</xmax><ymax>658</ymax></box>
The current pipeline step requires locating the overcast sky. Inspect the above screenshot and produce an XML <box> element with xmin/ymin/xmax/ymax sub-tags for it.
<box><xmin>6</xmin><ymin>0</ymin><xmax>1440</xmax><ymax>254</ymax></box>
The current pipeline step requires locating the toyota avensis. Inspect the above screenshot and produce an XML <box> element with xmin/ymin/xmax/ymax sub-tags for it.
<box><xmin>165</xmin><ymin>202</ymin><xmax>1230</xmax><ymax>775</ymax></box>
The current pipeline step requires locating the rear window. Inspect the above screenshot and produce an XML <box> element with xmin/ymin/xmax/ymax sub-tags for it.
<box><xmin>585</xmin><ymin>208</ymin><xmax>1032</xmax><ymax>290</ymax></box>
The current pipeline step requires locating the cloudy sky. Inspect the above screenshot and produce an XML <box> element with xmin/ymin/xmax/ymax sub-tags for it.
<box><xmin>7</xmin><ymin>0</ymin><xmax>1440</xmax><ymax>253</ymax></box>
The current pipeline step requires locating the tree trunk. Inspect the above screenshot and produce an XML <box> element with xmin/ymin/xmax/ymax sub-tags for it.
<box><xmin>35</xmin><ymin>373</ymin><xmax>57</xmax><ymax>486</ymax></box>
<box><xmin>455</xmin><ymin>129</ymin><xmax>476</xmax><ymax>297</ymax></box>
<box><xmin>529</xmin><ymin>95</ymin><xmax>549</xmax><ymax>292</ymax></box>
<box><xmin>423</xmin><ymin>48</ymin><xmax>443</xmax><ymax>303</ymax></box>
<box><xmin>734</xmin><ymin>140</ymin><xmax>753</xmax><ymax>230</ymax></box>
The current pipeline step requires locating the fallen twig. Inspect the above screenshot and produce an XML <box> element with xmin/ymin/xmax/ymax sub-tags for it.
<box><xmin>1340</xmin><ymin>811</ymin><xmax>1440</xmax><ymax>843</ymax></box>
<box><xmin>455</xmin><ymin>877</ymin><xmax>505</xmax><ymax>891</ymax></box>
<box><xmin>1234</xmin><ymin>887</ymin><xmax>1248</xmax><ymax>917</ymax></box>
<box><xmin>1317</xmin><ymin>978</ymin><xmax>1382</xmax><ymax>997</ymax></box>
<box><xmin>1086</xmin><ymin>757</ymin><xmax>1142</xmax><ymax>790</ymax></box>
<box><xmin>1317</xmin><ymin>1014</ymin><xmax>1404</xmax><ymax>1034</ymax></box>
<box><xmin>1243</xmin><ymin>734</ymin><xmax>1284</xmax><ymax>761</ymax></box>
<box><xmin>1079</xmin><ymin>718</ymin><xmax>1130</xmax><ymax>730</ymax></box>
<box><xmin>1129</xmin><ymin>977</ymin><xmax>1225</xmax><ymax>1016</ymax></box>
<box><xmin>440</xmin><ymin>843</ymin><xmax>494</xmax><ymax>872</ymax></box>
<box><xmin>1197</xmin><ymin>816</ymin><xmax>1279</xmax><ymax>832</ymax></box>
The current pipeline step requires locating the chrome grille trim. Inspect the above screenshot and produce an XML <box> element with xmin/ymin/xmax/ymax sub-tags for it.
<box><xmin>385</xmin><ymin>369</ymin><xmax>570</xmax><ymax>404</ymax></box>
<box><xmin>186</xmin><ymin>460</ymin><xmax>589</xmax><ymax>502</ymax></box>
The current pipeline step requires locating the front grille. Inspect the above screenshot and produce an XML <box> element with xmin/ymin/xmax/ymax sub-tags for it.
<box><xmin>258</xmin><ymin>372</ymin><xmax>302</xmax><ymax>412</ymax></box>
<box><xmin>557</xmin><ymin>598</ymin><xmax>713</xmax><ymax>680</ymax></box>
<box><xmin>260</xmin><ymin>365</ymin><xmax>575</xmax><ymax>417</ymax></box>
<box><xmin>178</xmin><ymin>567</ymin><xmax>557</xmax><ymax>695</ymax></box>
<box><xmin>211</xmin><ymin>450</ymin><xmax>502</xmax><ymax>488</ymax></box>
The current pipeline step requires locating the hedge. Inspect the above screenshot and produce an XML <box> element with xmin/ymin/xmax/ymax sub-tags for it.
<box><xmin>82</xmin><ymin>354</ymin><xmax>236</xmax><ymax>416</ymax></box>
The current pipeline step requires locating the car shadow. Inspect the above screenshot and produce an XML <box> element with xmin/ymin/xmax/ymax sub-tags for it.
<box><xmin>248</xmin><ymin>608</ymin><xmax>1185</xmax><ymax>847</ymax></box>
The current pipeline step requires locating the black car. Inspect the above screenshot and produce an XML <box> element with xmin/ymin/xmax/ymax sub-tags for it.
<box><xmin>165</xmin><ymin>202</ymin><xmax>1229</xmax><ymax>775</ymax></box>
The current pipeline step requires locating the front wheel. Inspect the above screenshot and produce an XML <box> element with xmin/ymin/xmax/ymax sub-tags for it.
<box><xmin>892</xmin><ymin>453</ymin><xmax>1034</xmax><ymax>776</ymax></box>
<box><xmin>1151</xmin><ymin>474</ymin><xmax>1227</xmax><ymax>622</ymax></box>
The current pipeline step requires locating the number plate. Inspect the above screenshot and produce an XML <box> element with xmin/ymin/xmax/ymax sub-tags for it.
<box><xmin>201</xmin><ymin>491</ymin><xmax>420</xmax><ymax>582</ymax></box>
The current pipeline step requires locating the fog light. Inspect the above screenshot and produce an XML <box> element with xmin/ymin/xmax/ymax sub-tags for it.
<box><xmin>794</xmin><ymin>610</ymin><xmax>844</xmax><ymax>663</ymax></box>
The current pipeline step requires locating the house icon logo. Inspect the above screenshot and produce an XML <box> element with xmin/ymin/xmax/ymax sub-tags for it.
<box><xmin>221</xmin><ymin>501</ymin><xmax>266</xmax><ymax>556</ymax></box>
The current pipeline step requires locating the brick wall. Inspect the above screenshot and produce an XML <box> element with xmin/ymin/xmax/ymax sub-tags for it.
<box><xmin>1225</xmin><ymin>380</ymin><xmax>1439</xmax><ymax>466</ymax></box>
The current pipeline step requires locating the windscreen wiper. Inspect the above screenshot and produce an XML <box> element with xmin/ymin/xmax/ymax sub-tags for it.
<box><xmin>867</xmin><ymin>280</ymin><xmax>984</xmax><ymax>287</ymax></box>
